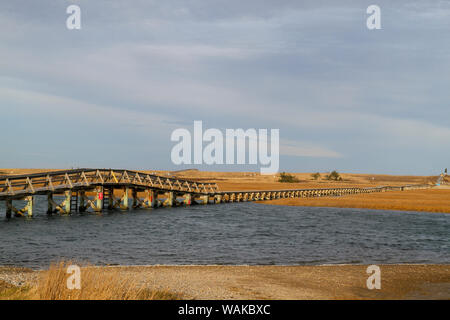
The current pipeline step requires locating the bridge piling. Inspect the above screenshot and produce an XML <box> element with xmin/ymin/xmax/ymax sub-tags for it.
<box><xmin>132</xmin><ymin>188</ymin><xmax>139</xmax><ymax>209</ymax></box>
<box><xmin>121</xmin><ymin>187</ymin><xmax>129</xmax><ymax>210</ymax></box>
<box><xmin>47</xmin><ymin>194</ymin><xmax>53</xmax><ymax>214</ymax></box>
<box><xmin>94</xmin><ymin>187</ymin><xmax>103</xmax><ymax>212</ymax></box>
<box><xmin>63</xmin><ymin>190</ymin><xmax>71</xmax><ymax>214</ymax></box>
<box><xmin>184</xmin><ymin>193</ymin><xmax>192</xmax><ymax>205</ymax></box>
<box><xmin>79</xmin><ymin>191</ymin><xmax>87</xmax><ymax>212</ymax></box>
<box><xmin>6</xmin><ymin>199</ymin><xmax>12</xmax><ymax>218</ymax></box>
<box><xmin>106</xmin><ymin>188</ymin><xmax>114</xmax><ymax>210</ymax></box>
<box><xmin>141</xmin><ymin>189</ymin><xmax>154</xmax><ymax>208</ymax></box>
<box><xmin>214</xmin><ymin>195</ymin><xmax>222</xmax><ymax>204</ymax></box>
<box><xmin>150</xmin><ymin>190</ymin><xmax>157</xmax><ymax>208</ymax></box>
<box><xmin>142</xmin><ymin>189</ymin><xmax>150</xmax><ymax>208</ymax></box>
<box><xmin>163</xmin><ymin>191</ymin><xmax>175</xmax><ymax>207</ymax></box>
<box><xmin>26</xmin><ymin>196</ymin><xmax>33</xmax><ymax>217</ymax></box>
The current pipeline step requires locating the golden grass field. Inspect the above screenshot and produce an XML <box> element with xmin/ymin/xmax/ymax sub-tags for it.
<box><xmin>262</xmin><ymin>188</ymin><xmax>450</xmax><ymax>213</ymax></box>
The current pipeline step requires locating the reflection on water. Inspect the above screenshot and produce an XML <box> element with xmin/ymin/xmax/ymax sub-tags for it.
<box><xmin>0</xmin><ymin>197</ymin><xmax>449</xmax><ymax>269</ymax></box>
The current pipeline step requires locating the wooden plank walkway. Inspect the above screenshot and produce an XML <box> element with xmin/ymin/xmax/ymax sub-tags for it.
<box><xmin>0</xmin><ymin>169</ymin><xmax>432</xmax><ymax>217</ymax></box>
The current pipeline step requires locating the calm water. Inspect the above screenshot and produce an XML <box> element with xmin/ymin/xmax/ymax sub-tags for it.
<box><xmin>0</xmin><ymin>197</ymin><xmax>449</xmax><ymax>269</ymax></box>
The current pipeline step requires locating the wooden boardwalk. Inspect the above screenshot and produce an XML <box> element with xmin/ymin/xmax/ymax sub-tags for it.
<box><xmin>0</xmin><ymin>169</ymin><xmax>432</xmax><ymax>217</ymax></box>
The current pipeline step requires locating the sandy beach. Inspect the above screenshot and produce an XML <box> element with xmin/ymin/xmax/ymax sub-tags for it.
<box><xmin>105</xmin><ymin>264</ymin><xmax>450</xmax><ymax>299</ymax></box>
<box><xmin>1</xmin><ymin>264</ymin><xmax>449</xmax><ymax>300</ymax></box>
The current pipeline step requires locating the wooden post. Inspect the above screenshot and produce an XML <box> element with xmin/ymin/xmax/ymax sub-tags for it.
<box><xmin>143</xmin><ymin>189</ymin><xmax>152</xmax><ymax>208</ymax></box>
<box><xmin>184</xmin><ymin>193</ymin><xmax>192</xmax><ymax>206</ymax></box>
<box><xmin>108</xmin><ymin>188</ymin><xmax>114</xmax><ymax>210</ymax></box>
<box><xmin>47</xmin><ymin>193</ymin><xmax>53</xmax><ymax>214</ymax></box>
<box><xmin>25</xmin><ymin>196</ymin><xmax>33</xmax><ymax>217</ymax></box>
<box><xmin>95</xmin><ymin>187</ymin><xmax>103</xmax><ymax>212</ymax></box>
<box><xmin>150</xmin><ymin>190</ymin><xmax>157</xmax><ymax>208</ymax></box>
<box><xmin>6</xmin><ymin>199</ymin><xmax>12</xmax><ymax>219</ymax></box>
<box><xmin>164</xmin><ymin>192</ymin><xmax>175</xmax><ymax>207</ymax></box>
<box><xmin>64</xmin><ymin>190</ymin><xmax>71</xmax><ymax>214</ymax></box>
<box><xmin>122</xmin><ymin>187</ymin><xmax>129</xmax><ymax>210</ymax></box>
<box><xmin>132</xmin><ymin>188</ymin><xmax>138</xmax><ymax>208</ymax></box>
<box><xmin>79</xmin><ymin>191</ymin><xmax>86</xmax><ymax>212</ymax></box>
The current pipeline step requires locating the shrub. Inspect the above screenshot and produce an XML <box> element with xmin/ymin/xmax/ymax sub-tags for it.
<box><xmin>325</xmin><ymin>170</ymin><xmax>342</xmax><ymax>181</ymax></box>
<box><xmin>311</xmin><ymin>172</ymin><xmax>321</xmax><ymax>180</ymax></box>
<box><xmin>278</xmin><ymin>172</ymin><xmax>300</xmax><ymax>183</ymax></box>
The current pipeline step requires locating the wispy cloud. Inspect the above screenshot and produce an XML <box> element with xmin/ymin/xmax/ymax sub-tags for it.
<box><xmin>1</xmin><ymin>0</ymin><xmax>449</xmax><ymax>173</ymax></box>
<box><xmin>280</xmin><ymin>139</ymin><xmax>343</xmax><ymax>158</ymax></box>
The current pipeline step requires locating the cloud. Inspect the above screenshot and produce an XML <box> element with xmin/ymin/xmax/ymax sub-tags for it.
<box><xmin>280</xmin><ymin>139</ymin><xmax>343</xmax><ymax>158</ymax></box>
<box><xmin>1</xmin><ymin>0</ymin><xmax>450</xmax><ymax>173</ymax></box>
<box><xmin>136</xmin><ymin>44</ymin><xmax>255</xmax><ymax>61</ymax></box>
<box><xmin>0</xmin><ymin>86</ymin><xmax>174</xmax><ymax>135</ymax></box>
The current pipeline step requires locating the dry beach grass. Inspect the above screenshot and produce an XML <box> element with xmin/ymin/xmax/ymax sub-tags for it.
<box><xmin>0</xmin><ymin>262</ymin><xmax>180</xmax><ymax>300</ymax></box>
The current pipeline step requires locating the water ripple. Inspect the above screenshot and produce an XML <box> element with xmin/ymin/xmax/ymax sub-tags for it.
<box><xmin>0</xmin><ymin>200</ymin><xmax>449</xmax><ymax>268</ymax></box>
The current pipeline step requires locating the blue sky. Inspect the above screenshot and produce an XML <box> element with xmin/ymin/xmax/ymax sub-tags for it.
<box><xmin>1</xmin><ymin>0</ymin><xmax>450</xmax><ymax>175</ymax></box>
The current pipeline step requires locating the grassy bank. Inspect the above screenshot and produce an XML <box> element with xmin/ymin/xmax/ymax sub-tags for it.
<box><xmin>260</xmin><ymin>188</ymin><xmax>450</xmax><ymax>213</ymax></box>
<box><xmin>0</xmin><ymin>261</ymin><xmax>180</xmax><ymax>300</ymax></box>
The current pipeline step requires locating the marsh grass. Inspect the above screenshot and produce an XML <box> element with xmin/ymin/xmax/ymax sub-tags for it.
<box><xmin>1</xmin><ymin>261</ymin><xmax>180</xmax><ymax>300</ymax></box>
<box><xmin>0</xmin><ymin>280</ymin><xmax>34</xmax><ymax>300</ymax></box>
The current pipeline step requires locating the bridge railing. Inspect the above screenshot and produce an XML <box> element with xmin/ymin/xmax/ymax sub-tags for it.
<box><xmin>0</xmin><ymin>169</ymin><xmax>219</xmax><ymax>199</ymax></box>
<box><xmin>0</xmin><ymin>168</ymin><xmax>432</xmax><ymax>200</ymax></box>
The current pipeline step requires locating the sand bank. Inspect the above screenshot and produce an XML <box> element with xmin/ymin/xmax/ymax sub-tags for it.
<box><xmin>1</xmin><ymin>264</ymin><xmax>449</xmax><ymax>300</ymax></box>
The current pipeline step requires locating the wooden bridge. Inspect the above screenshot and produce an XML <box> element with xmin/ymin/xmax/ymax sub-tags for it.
<box><xmin>0</xmin><ymin>169</ymin><xmax>432</xmax><ymax>218</ymax></box>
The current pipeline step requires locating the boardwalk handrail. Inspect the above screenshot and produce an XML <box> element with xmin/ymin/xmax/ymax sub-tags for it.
<box><xmin>0</xmin><ymin>168</ymin><xmax>220</xmax><ymax>200</ymax></box>
<box><xmin>216</xmin><ymin>184</ymin><xmax>432</xmax><ymax>195</ymax></box>
<box><xmin>0</xmin><ymin>168</ymin><xmax>214</xmax><ymax>185</ymax></box>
